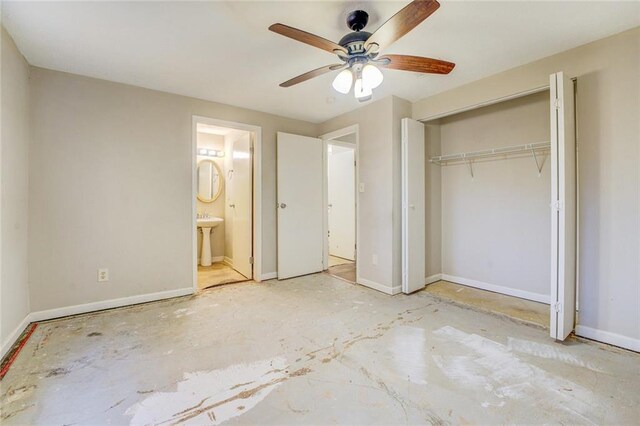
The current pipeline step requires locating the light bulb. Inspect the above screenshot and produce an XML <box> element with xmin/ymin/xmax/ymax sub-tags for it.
<box><xmin>354</xmin><ymin>78</ymin><xmax>372</xmax><ymax>101</ymax></box>
<box><xmin>362</xmin><ymin>64</ymin><xmax>383</xmax><ymax>89</ymax></box>
<box><xmin>332</xmin><ymin>69</ymin><xmax>353</xmax><ymax>94</ymax></box>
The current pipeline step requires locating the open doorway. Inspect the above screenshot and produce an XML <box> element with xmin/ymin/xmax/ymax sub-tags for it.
<box><xmin>322</xmin><ymin>127</ymin><xmax>358</xmax><ymax>284</ymax></box>
<box><xmin>192</xmin><ymin>117</ymin><xmax>262</xmax><ymax>290</ymax></box>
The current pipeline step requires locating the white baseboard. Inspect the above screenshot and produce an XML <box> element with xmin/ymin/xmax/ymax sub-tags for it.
<box><xmin>29</xmin><ymin>287</ymin><xmax>194</xmax><ymax>323</ymax></box>
<box><xmin>357</xmin><ymin>277</ymin><xmax>397</xmax><ymax>295</ymax></box>
<box><xmin>441</xmin><ymin>274</ymin><xmax>550</xmax><ymax>304</ymax></box>
<box><xmin>212</xmin><ymin>256</ymin><xmax>224</xmax><ymax>263</ymax></box>
<box><xmin>261</xmin><ymin>271</ymin><xmax>277</xmax><ymax>280</ymax></box>
<box><xmin>425</xmin><ymin>274</ymin><xmax>442</xmax><ymax>285</ymax></box>
<box><xmin>1</xmin><ymin>314</ymin><xmax>32</xmax><ymax>359</ymax></box>
<box><xmin>575</xmin><ymin>325</ymin><xmax>640</xmax><ymax>353</ymax></box>
<box><xmin>223</xmin><ymin>256</ymin><xmax>233</xmax><ymax>267</ymax></box>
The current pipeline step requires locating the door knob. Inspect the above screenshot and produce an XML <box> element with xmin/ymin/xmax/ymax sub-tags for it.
<box><xmin>229</xmin><ymin>203</ymin><xmax>235</xmax><ymax>208</ymax></box>
<box><xmin>279</xmin><ymin>203</ymin><xmax>287</xmax><ymax>209</ymax></box>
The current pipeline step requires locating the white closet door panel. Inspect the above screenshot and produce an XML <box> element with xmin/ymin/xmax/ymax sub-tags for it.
<box><xmin>402</xmin><ymin>118</ymin><xmax>426</xmax><ymax>294</ymax></box>
<box><xmin>550</xmin><ymin>72</ymin><xmax>577</xmax><ymax>341</ymax></box>
<box><xmin>277</xmin><ymin>132</ymin><xmax>324</xmax><ymax>279</ymax></box>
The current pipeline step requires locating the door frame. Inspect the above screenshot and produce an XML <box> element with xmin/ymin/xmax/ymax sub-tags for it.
<box><xmin>320</xmin><ymin>125</ymin><xmax>360</xmax><ymax>282</ymax></box>
<box><xmin>191</xmin><ymin>116</ymin><xmax>262</xmax><ymax>293</ymax></box>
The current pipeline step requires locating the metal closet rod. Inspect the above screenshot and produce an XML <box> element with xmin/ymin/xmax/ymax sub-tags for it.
<box><xmin>429</xmin><ymin>141</ymin><xmax>550</xmax><ymax>164</ymax></box>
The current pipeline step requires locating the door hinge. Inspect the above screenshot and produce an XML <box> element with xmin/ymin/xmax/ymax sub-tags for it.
<box><xmin>554</xmin><ymin>302</ymin><xmax>562</xmax><ymax>313</ymax></box>
<box><xmin>551</xmin><ymin>201</ymin><xmax>563</xmax><ymax>211</ymax></box>
<box><xmin>554</xmin><ymin>98</ymin><xmax>561</xmax><ymax>109</ymax></box>
<box><xmin>249</xmin><ymin>256</ymin><xmax>254</xmax><ymax>264</ymax></box>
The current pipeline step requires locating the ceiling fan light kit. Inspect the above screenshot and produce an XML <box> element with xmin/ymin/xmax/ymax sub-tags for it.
<box><xmin>269</xmin><ymin>0</ymin><xmax>455</xmax><ymax>102</ymax></box>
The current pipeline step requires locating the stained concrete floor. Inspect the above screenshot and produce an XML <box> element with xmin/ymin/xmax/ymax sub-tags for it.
<box><xmin>424</xmin><ymin>280</ymin><xmax>550</xmax><ymax>328</ymax></box>
<box><xmin>2</xmin><ymin>274</ymin><xmax>639</xmax><ymax>425</ymax></box>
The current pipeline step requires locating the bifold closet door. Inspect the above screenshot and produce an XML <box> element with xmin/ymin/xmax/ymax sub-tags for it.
<box><xmin>277</xmin><ymin>132</ymin><xmax>324</xmax><ymax>279</ymax></box>
<box><xmin>550</xmin><ymin>72</ymin><xmax>577</xmax><ymax>341</ymax></box>
<box><xmin>401</xmin><ymin>118</ymin><xmax>426</xmax><ymax>294</ymax></box>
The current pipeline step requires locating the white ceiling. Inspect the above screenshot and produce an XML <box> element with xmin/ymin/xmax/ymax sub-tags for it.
<box><xmin>4</xmin><ymin>1</ymin><xmax>639</xmax><ymax>123</ymax></box>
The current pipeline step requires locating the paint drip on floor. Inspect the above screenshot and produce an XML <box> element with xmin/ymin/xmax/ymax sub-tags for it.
<box><xmin>125</xmin><ymin>357</ymin><xmax>287</xmax><ymax>425</ymax></box>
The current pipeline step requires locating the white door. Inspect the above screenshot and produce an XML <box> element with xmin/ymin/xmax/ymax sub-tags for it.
<box><xmin>328</xmin><ymin>145</ymin><xmax>356</xmax><ymax>260</ymax></box>
<box><xmin>550</xmin><ymin>72</ymin><xmax>577</xmax><ymax>341</ymax></box>
<box><xmin>230</xmin><ymin>133</ymin><xmax>253</xmax><ymax>279</ymax></box>
<box><xmin>277</xmin><ymin>132</ymin><xmax>324</xmax><ymax>279</ymax></box>
<box><xmin>401</xmin><ymin>118</ymin><xmax>426</xmax><ymax>294</ymax></box>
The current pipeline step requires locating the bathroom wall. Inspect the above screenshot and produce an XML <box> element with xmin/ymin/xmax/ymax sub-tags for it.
<box><xmin>196</xmin><ymin>132</ymin><xmax>225</xmax><ymax>261</ymax></box>
<box><xmin>1</xmin><ymin>27</ymin><xmax>31</xmax><ymax>356</ymax></box>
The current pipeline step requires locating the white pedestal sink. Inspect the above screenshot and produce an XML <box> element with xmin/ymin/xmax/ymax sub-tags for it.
<box><xmin>197</xmin><ymin>217</ymin><xmax>223</xmax><ymax>266</ymax></box>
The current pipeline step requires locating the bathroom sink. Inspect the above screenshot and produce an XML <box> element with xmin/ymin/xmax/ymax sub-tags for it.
<box><xmin>197</xmin><ymin>217</ymin><xmax>223</xmax><ymax>228</ymax></box>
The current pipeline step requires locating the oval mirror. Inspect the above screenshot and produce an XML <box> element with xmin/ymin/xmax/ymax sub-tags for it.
<box><xmin>196</xmin><ymin>159</ymin><xmax>223</xmax><ymax>202</ymax></box>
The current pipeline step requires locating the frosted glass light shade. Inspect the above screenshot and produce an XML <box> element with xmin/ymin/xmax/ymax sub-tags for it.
<box><xmin>362</xmin><ymin>64</ymin><xmax>383</xmax><ymax>89</ymax></box>
<box><xmin>332</xmin><ymin>69</ymin><xmax>353</xmax><ymax>94</ymax></box>
<box><xmin>354</xmin><ymin>78</ymin><xmax>372</xmax><ymax>99</ymax></box>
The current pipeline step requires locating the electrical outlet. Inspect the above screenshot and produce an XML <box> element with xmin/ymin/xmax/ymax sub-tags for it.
<box><xmin>372</xmin><ymin>254</ymin><xmax>378</xmax><ymax>266</ymax></box>
<box><xmin>98</xmin><ymin>268</ymin><xmax>109</xmax><ymax>282</ymax></box>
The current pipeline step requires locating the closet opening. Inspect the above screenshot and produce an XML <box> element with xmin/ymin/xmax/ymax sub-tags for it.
<box><xmin>406</xmin><ymin>73</ymin><xmax>577</xmax><ymax>339</ymax></box>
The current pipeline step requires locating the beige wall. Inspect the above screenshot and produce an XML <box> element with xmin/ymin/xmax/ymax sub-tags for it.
<box><xmin>414</xmin><ymin>27</ymin><xmax>640</xmax><ymax>345</ymax></box>
<box><xmin>1</xmin><ymin>28</ymin><xmax>31</xmax><ymax>353</ymax></box>
<box><xmin>319</xmin><ymin>97</ymin><xmax>396</xmax><ymax>291</ymax></box>
<box><xmin>435</xmin><ymin>91</ymin><xmax>551</xmax><ymax>300</ymax></box>
<box><xmin>196</xmin><ymin>133</ymin><xmax>226</xmax><ymax>260</ymax></box>
<box><xmin>28</xmin><ymin>67</ymin><xmax>317</xmax><ymax>312</ymax></box>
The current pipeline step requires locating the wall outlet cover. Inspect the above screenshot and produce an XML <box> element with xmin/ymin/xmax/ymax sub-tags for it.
<box><xmin>98</xmin><ymin>268</ymin><xmax>109</xmax><ymax>282</ymax></box>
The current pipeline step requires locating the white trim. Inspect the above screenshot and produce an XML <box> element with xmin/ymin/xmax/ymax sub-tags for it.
<box><xmin>1</xmin><ymin>315</ymin><xmax>32</xmax><ymax>359</ymax></box>
<box><xmin>29</xmin><ymin>287</ymin><xmax>194</xmax><ymax>323</ymax></box>
<box><xmin>320</xmin><ymin>125</ymin><xmax>360</xmax><ymax>284</ymax></box>
<box><xmin>210</xmin><ymin>256</ymin><xmax>224</xmax><ymax>263</ymax></box>
<box><xmin>425</xmin><ymin>273</ymin><xmax>442</xmax><ymax>285</ymax></box>
<box><xmin>192</xmin><ymin>116</ymin><xmax>263</xmax><ymax>290</ymax></box>
<box><xmin>575</xmin><ymin>325</ymin><xmax>640</xmax><ymax>353</ymax></box>
<box><xmin>357</xmin><ymin>277</ymin><xmax>399</xmax><ymax>295</ymax></box>
<box><xmin>417</xmin><ymin>85</ymin><xmax>550</xmax><ymax>122</ymax></box>
<box><xmin>260</xmin><ymin>271</ymin><xmax>277</xmax><ymax>281</ymax></box>
<box><xmin>441</xmin><ymin>274</ymin><xmax>550</xmax><ymax>304</ymax></box>
<box><xmin>223</xmin><ymin>256</ymin><xmax>233</xmax><ymax>267</ymax></box>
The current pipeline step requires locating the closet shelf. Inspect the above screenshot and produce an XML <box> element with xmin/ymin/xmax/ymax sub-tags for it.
<box><xmin>429</xmin><ymin>141</ymin><xmax>550</xmax><ymax>165</ymax></box>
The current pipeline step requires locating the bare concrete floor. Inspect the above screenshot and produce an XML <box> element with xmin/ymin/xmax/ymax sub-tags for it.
<box><xmin>2</xmin><ymin>274</ymin><xmax>639</xmax><ymax>424</ymax></box>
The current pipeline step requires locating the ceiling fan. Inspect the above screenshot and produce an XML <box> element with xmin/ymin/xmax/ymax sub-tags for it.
<box><xmin>269</xmin><ymin>0</ymin><xmax>455</xmax><ymax>102</ymax></box>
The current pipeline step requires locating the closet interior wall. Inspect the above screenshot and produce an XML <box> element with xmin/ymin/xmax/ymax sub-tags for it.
<box><xmin>425</xmin><ymin>91</ymin><xmax>552</xmax><ymax>303</ymax></box>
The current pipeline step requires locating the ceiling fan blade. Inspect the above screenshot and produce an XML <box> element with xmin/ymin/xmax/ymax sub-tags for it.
<box><xmin>279</xmin><ymin>64</ymin><xmax>344</xmax><ymax>88</ymax></box>
<box><xmin>365</xmin><ymin>0</ymin><xmax>440</xmax><ymax>52</ymax></box>
<box><xmin>269</xmin><ymin>23</ymin><xmax>347</xmax><ymax>55</ymax></box>
<box><xmin>379</xmin><ymin>54</ymin><xmax>455</xmax><ymax>74</ymax></box>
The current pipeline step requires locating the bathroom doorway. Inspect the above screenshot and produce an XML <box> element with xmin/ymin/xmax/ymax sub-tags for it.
<box><xmin>322</xmin><ymin>126</ymin><xmax>358</xmax><ymax>284</ymax></box>
<box><xmin>192</xmin><ymin>117</ymin><xmax>262</xmax><ymax>290</ymax></box>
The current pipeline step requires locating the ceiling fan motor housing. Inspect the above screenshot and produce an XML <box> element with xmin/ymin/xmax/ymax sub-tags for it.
<box><xmin>338</xmin><ymin>31</ymin><xmax>372</xmax><ymax>55</ymax></box>
<box><xmin>346</xmin><ymin>10</ymin><xmax>369</xmax><ymax>31</ymax></box>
